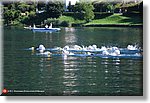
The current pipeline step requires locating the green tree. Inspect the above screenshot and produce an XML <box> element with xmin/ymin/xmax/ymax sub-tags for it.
<box><xmin>74</xmin><ymin>2</ymin><xmax>84</xmax><ymax>12</ymax></box>
<box><xmin>4</xmin><ymin>10</ymin><xmax>13</xmax><ymax>25</ymax></box>
<box><xmin>3</xmin><ymin>2</ymin><xmax>36</xmax><ymax>25</ymax></box>
<box><xmin>46</xmin><ymin>1</ymin><xmax>64</xmax><ymax>18</ymax></box>
<box><xmin>18</xmin><ymin>3</ymin><xmax>30</xmax><ymax>12</ymax></box>
<box><xmin>29</xmin><ymin>4</ymin><xmax>36</xmax><ymax>12</ymax></box>
<box><xmin>107</xmin><ymin>4</ymin><xmax>114</xmax><ymax>12</ymax></box>
<box><xmin>84</xmin><ymin>3</ymin><xmax>94</xmax><ymax>22</ymax></box>
<box><xmin>3</xmin><ymin>9</ymin><xmax>20</xmax><ymax>25</ymax></box>
<box><xmin>13</xmin><ymin>10</ymin><xmax>21</xmax><ymax>19</ymax></box>
<box><xmin>74</xmin><ymin>2</ymin><xmax>94</xmax><ymax>22</ymax></box>
<box><xmin>21</xmin><ymin>16</ymin><xmax>29</xmax><ymax>25</ymax></box>
<box><xmin>67</xmin><ymin>1</ymin><xmax>72</xmax><ymax>12</ymax></box>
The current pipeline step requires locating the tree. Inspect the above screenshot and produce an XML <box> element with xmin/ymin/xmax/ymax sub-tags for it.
<box><xmin>74</xmin><ymin>2</ymin><xmax>84</xmax><ymax>12</ymax></box>
<box><xmin>28</xmin><ymin>4</ymin><xmax>36</xmax><ymax>12</ymax></box>
<box><xmin>83</xmin><ymin>3</ymin><xmax>95</xmax><ymax>22</ymax></box>
<box><xmin>3</xmin><ymin>9</ymin><xmax>20</xmax><ymax>25</ymax></box>
<box><xmin>46</xmin><ymin>1</ymin><xmax>64</xmax><ymax>18</ymax></box>
<box><xmin>93</xmin><ymin>1</ymin><xmax>104</xmax><ymax>12</ymax></box>
<box><xmin>18</xmin><ymin>3</ymin><xmax>30</xmax><ymax>12</ymax></box>
<box><xmin>37</xmin><ymin>2</ymin><xmax>46</xmax><ymax>11</ymax></box>
<box><xmin>4</xmin><ymin>10</ymin><xmax>13</xmax><ymax>25</ymax></box>
<box><xmin>107</xmin><ymin>4</ymin><xmax>114</xmax><ymax>12</ymax></box>
<box><xmin>74</xmin><ymin>2</ymin><xmax>94</xmax><ymax>22</ymax></box>
<box><xmin>13</xmin><ymin>10</ymin><xmax>21</xmax><ymax>20</ymax></box>
<box><xmin>67</xmin><ymin>1</ymin><xmax>72</xmax><ymax>12</ymax></box>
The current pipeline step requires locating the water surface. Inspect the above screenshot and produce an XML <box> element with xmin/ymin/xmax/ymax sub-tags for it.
<box><xmin>4</xmin><ymin>27</ymin><xmax>143</xmax><ymax>96</ymax></box>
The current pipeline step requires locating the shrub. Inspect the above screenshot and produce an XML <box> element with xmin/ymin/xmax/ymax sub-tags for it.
<box><xmin>60</xmin><ymin>21</ymin><xmax>70</xmax><ymax>27</ymax></box>
<box><xmin>122</xmin><ymin>12</ymin><xmax>142</xmax><ymax>17</ymax></box>
<box><xmin>94</xmin><ymin>12</ymin><xmax>113</xmax><ymax>19</ymax></box>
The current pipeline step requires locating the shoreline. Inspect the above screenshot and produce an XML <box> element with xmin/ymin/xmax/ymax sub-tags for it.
<box><xmin>83</xmin><ymin>24</ymin><xmax>143</xmax><ymax>27</ymax></box>
<box><xmin>4</xmin><ymin>23</ymin><xmax>143</xmax><ymax>28</ymax></box>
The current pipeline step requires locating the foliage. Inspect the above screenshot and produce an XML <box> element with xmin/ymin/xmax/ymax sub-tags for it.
<box><xmin>3</xmin><ymin>10</ymin><xmax>13</xmax><ymax>24</ymax></box>
<box><xmin>46</xmin><ymin>1</ymin><xmax>64</xmax><ymax>18</ymax></box>
<box><xmin>37</xmin><ymin>2</ymin><xmax>46</xmax><ymax>11</ymax></box>
<box><xmin>74</xmin><ymin>2</ymin><xmax>95</xmax><ymax>22</ymax></box>
<box><xmin>2</xmin><ymin>1</ymin><xmax>64</xmax><ymax>25</ymax></box>
<box><xmin>3</xmin><ymin>9</ymin><xmax>21</xmax><ymax>25</ymax></box>
<box><xmin>92</xmin><ymin>2</ymin><xmax>109</xmax><ymax>12</ymax></box>
<box><xmin>20</xmin><ymin>16</ymin><xmax>29</xmax><ymax>25</ymax></box>
<box><xmin>2</xmin><ymin>1</ymin><xmax>142</xmax><ymax>26</ymax></box>
<box><xmin>92</xmin><ymin>1</ymin><xmax>142</xmax><ymax>13</ymax></box>
<box><xmin>106</xmin><ymin>4</ymin><xmax>114</xmax><ymax>12</ymax></box>
<box><xmin>18</xmin><ymin>3</ymin><xmax>28</xmax><ymax>12</ymax></box>
<box><xmin>67</xmin><ymin>1</ymin><xmax>73</xmax><ymax>12</ymax></box>
<box><xmin>94</xmin><ymin>12</ymin><xmax>113</xmax><ymax>19</ymax></box>
<box><xmin>84</xmin><ymin>3</ymin><xmax>95</xmax><ymax>22</ymax></box>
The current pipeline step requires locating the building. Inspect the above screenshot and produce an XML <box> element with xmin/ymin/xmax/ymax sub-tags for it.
<box><xmin>65</xmin><ymin>0</ymin><xmax>79</xmax><ymax>11</ymax></box>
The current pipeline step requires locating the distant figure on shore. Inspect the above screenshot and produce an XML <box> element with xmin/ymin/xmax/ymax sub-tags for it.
<box><xmin>49</xmin><ymin>23</ymin><xmax>52</xmax><ymax>28</ymax></box>
<box><xmin>33</xmin><ymin>24</ymin><xmax>36</xmax><ymax>28</ymax></box>
<box><xmin>119</xmin><ymin>9</ymin><xmax>122</xmax><ymax>13</ymax></box>
<box><xmin>45</xmin><ymin>24</ymin><xmax>48</xmax><ymax>28</ymax></box>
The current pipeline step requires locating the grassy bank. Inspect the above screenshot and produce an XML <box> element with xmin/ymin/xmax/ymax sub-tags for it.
<box><xmin>84</xmin><ymin>14</ymin><xmax>142</xmax><ymax>26</ymax></box>
<box><xmin>55</xmin><ymin>13</ymin><xmax>142</xmax><ymax>27</ymax></box>
<box><xmin>4</xmin><ymin>13</ymin><xmax>142</xmax><ymax>27</ymax></box>
<box><xmin>57</xmin><ymin>16</ymin><xmax>85</xmax><ymax>24</ymax></box>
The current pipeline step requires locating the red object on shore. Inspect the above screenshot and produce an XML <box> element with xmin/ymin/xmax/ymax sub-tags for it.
<box><xmin>2</xmin><ymin>88</ymin><xmax>8</xmax><ymax>94</ymax></box>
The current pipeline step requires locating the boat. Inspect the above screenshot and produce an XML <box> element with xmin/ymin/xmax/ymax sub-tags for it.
<box><xmin>24</xmin><ymin>24</ymin><xmax>61</xmax><ymax>32</ymax></box>
<box><xmin>32</xmin><ymin>27</ymin><xmax>61</xmax><ymax>32</ymax></box>
<box><xmin>32</xmin><ymin>24</ymin><xmax>61</xmax><ymax>32</ymax></box>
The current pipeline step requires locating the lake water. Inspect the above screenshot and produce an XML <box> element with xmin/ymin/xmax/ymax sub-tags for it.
<box><xmin>3</xmin><ymin>27</ymin><xmax>143</xmax><ymax>96</ymax></box>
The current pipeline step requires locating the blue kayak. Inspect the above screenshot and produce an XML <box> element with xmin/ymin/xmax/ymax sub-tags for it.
<box><xmin>32</xmin><ymin>28</ymin><xmax>61</xmax><ymax>32</ymax></box>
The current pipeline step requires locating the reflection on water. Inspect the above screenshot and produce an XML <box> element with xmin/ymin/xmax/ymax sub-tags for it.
<box><xmin>102</xmin><ymin>58</ymin><xmax>122</xmax><ymax>94</ymax></box>
<box><xmin>64</xmin><ymin>28</ymin><xmax>77</xmax><ymax>45</ymax></box>
<box><xmin>4</xmin><ymin>27</ymin><xmax>143</xmax><ymax>96</ymax></box>
<box><xmin>62</xmin><ymin>56</ymin><xmax>117</xmax><ymax>95</ymax></box>
<box><xmin>62</xmin><ymin>56</ymin><xmax>79</xmax><ymax>95</ymax></box>
<box><xmin>59</xmin><ymin>55</ymin><xmax>142</xmax><ymax>95</ymax></box>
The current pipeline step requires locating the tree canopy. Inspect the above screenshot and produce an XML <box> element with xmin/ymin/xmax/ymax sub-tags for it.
<box><xmin>2</xmin><ymin>1</ymin><xmax>142</xmax><ymax>26</ymax></box>
<box><xmin>46</xmin><ymin>1</ymin><xmax>64</xmax><ymax>18</ymax></box>
<box><xmin>74</xmin><ymin>2</ymin><xmax>95</xmax><ymax>22</ymax></box>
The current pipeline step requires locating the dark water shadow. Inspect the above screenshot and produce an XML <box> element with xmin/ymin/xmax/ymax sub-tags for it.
<box><xmin>4</xmin><ymin>5</ymin><xmax>147</xmax><ymax>102</ymax></box>
<box><xmin>118</xmin><ymin>14</ymin><xmax>142</xmax><ymax>24</ymax></box>
<box><xmin>118</xmin><ymin>17</ymin><xmax>142</xmax><ymax>24</ymax></box>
